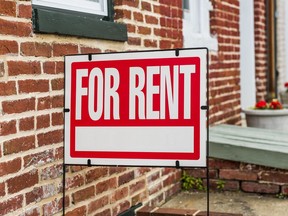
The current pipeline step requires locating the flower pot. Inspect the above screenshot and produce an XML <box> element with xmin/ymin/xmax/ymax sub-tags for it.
<box><xmin>280</xmin><ymin>92</ymin><xmax>288</xmax><ymax>105</ymax></box>
<box><xmin>242</xmin><ymin>109</ymin><xmax>288</xmax><ymax>131</ymax></box>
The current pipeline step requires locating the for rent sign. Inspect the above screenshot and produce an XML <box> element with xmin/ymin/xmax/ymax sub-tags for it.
<box><xmin>64</xmin><ymin>49</ymin><xmax>207</xmax><ymax>167</ymax></box>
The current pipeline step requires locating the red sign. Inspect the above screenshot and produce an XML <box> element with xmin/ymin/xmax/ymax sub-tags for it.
<box><xmin>65</xmin><ymin>49</ymin><xmax>207</xmax><ymax>167</ymax></box>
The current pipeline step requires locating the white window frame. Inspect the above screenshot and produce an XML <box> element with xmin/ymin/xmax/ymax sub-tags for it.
<box><xmin>32</xmin><ymin>0</ymin><xmax>108</xmax><ymax>16</ymax></box>
<box><xmin>183</xmin><ymin>0</ymin><xmax>218</xmax><ymax>51</ymax></box>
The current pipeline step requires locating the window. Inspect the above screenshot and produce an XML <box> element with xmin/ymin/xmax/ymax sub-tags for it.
<box><xmin>32</xmin><ymin>0</ymin><xmax>108</xmax><ymax>16</ymax></box>
<box><xmin>32</xmin><ymin>0</ymin><xmax>127</xmax><ymax>41</ymax></box>
<box><xmin>182</xmin><ymin>0</ymin><xmax>217</xmax><ymax>50</ymax></box>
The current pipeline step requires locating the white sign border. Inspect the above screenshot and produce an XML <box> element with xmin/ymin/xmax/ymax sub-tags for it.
<box><xmin>64</xmin><ymin>48</ymin><xmax>208</xmax><ymax>167</ymax></box>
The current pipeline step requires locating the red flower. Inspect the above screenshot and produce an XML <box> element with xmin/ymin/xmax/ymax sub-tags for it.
<box><xmin>255</xmin><ymin>100</ymin><xmax>267</xmax><ymax>109</ymax></box>
<box><xmin>285</xmin><ymin>82</ymin><xmax>288</xmax><ymax>88</ymax></box>
<box><xmin>269</xmin><ymin>99</ymin><xmax>283</xmax><ymax>109</ymax></box>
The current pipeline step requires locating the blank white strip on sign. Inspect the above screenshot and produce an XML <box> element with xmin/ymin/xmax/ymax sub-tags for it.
<box><xmin>75</xmin><ymin>126</ymin><xmax>194</xmax><ymax>153</ymax></box>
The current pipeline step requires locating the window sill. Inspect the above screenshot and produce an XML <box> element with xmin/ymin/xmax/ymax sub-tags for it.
<box><xmin>32</xmin><ymin>7</ymin><xmax>128</xmax><ymax>42</ymax></box>
<box><xmin>184</xmin><ymin>34</ymin><xmax>218</xmax><ymax>51</ymax></box>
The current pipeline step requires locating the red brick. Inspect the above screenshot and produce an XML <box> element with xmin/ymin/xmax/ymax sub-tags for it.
<box><xmin>0</xmin><ymin>40</ymin><xmax>18</xmax><ymax>55</ymax></box>
<box><xmin>85</xmin><ymin>167</ymin><xmax>108</xmax><ymax>184</ymax></box>
<box><xmin>96</xmin><ymin>177</ymin><xmax>117</xmax><ymax>194</ymax></box>
<box><xmin>111</xmin><ymin>187</ymin><xmax>128</xmax><ymax>203</ymax></box>
<box><xmin>23</xmin><ymin>149</ymin><xmax>54</xmax><ymax>167</ymax></box>
<box><xmin>52</xmin><ymin>112</ymin><xmax>64</xmax><ymax>126</ymax></box>
<box><xmin>93</xmin><ymin>209</ymin><xmax>111</xmax><ymax>216</ymax></box>
<box><xmin>52</xmin><ymin>95</ymin><xmax>64</xmax><ymax>108</ymax></box>
<box><xmin>259</xmin><ymin>171</ymin><xmax>288</xmax><ymax>184</ymax></box>
<box><xmin>114</xmin><ymin>0</ymin><xmax>139</xmax><ymax>7</ymax></box>
<box><xmin>88</xmin><ymin>196</ymin><xmax>109</xmax><ymax>214</ymax></box>
<box><xmin>72</xmin><ymin>186</ymin><xmax>95</xmax><ymax>203</ymax></box>
<box><xmin>0</xmin><ymin>120</ymin><xmax>16</xmax><ymax>136</ymax></box>
<box><xmin>55</xmin><ymin>146</ymin><xmax>64</xmax><ymax>160</ymax></box>
<box><xmin>119</xmin><ymin>170</ymin><xmax>135</xmax><ymax>186</ymax></box>
<box><xmin>2</xmin><ymin>98</ymin><xmax>36</xmax><ymax>114</ymax></box>
<box><xmin>18</xmin><ymin>4</ymin><xmax>32</xmax><ymax>19</ymax></box>
<box><xmin>241</xmin><ymin>182</ymin><xmax>279</xmax><ymax>194</ymax></box>
<box><xmin>144</xmin><ymin>39</ymin><xmax>157</xmax><ymax>48</ymax></box>
<box><xmin>114</xmin><ymin>9</ymin><xmax>131</xmax><ymax>19</ymax></box>
<box><xmin>209</xmin><ymin>159</ymin><xmax>240</xmax><ymax>169</ymax></box>
<box><xmin>0</xmin><ymin>157</ymin><xmax>21</xmax><ymax>177</ymax></box>
<box><xmin>220</xmin><ymin>169</ymin><xmax>257</xmax><ymax>181</ymax></box>
<box><xmin>0</xmin><ymin>195</ymin><xmax>23</xmax><ymax>215</ymax></box>
<box><xmin>7</xmin><ymin>169</ymin><xmax>39</xmax><ymax>194</ymax></box>
<box><xmin>51</xmin><ymin>78</ymin><xmax>64</xmax><ymax>90</ymax></box>
<box><xmin>21</xmin><ymin>42</ymin><xmax>52</xmax><ymax>57</ymax></box>
<box><xmin>42</xmin><ymin>198</ymin><xmax>63</xmax><ymax>216</ymax></box>
<box><xmin>133</xmin><ymin>12</ymin><xmax>143</xmax><ymax>22</ymax></box>
<box><xmin>282</xmin><ymin>186</ymin><xmax>288</xmax><ymax>195</ymax></box>
<box><xmin>37</xmin><ymin>129</ymin><xmax>63</xmax><ymax>146</ymax></box>
<box><xmin>80</xmin><ymin>46</ymin><xmax>101</xmax><ymax>54</ymax></box>
<box><xmin>109</xmin><ymin>167</ymin><xmax>127</xmax><ymax>175</ymax></box>
<box><xmin>138</xmin><ymin>26</ymin><xmax>151</xmax><ymax>35</ymax></box>
<box><xmin>52</xmin><ymin>43</ymin><xmax>78</xmax><ymax>57</ymax></box>
<box><xmin>0</xmin><ymin>182</ymin><xmax>5</xmax><ymax>197</ymax></box>
<box><xmin>3</xmin><ymin>135</ymin><xmax>35</xmax><ymax>155</ymax></box>
<box><xmin>130</xmin><ymin>179</ymin><xmax>146</xmax><ymax>195</ymax></box>
<box><xmin>66</xmin><ymin>206</ymin><xmax>87</xmax><ymax>216</ymax></box>
<box><xmin>0</xmin><ymin>1</ymin><xmax>16</xmax><ymax>16</ymax></box>
<box><xmin>141</xmin><ymin>1</ymin><xmax>151</xmax><ymax>11</ymax></box>
<box><xmin>160</xmin><ymin>40</ymin><xmax>172</xmax><ymax>49</ymax></box>
<box><xmin>0</xmin><ymin>61</ymin><xmax>4</xmax><ymax>77</ymax></box>
<box><xmin>128</xmin><ymin>37</ymin><xmax>141</xmax><ymax>46</ymax></box>
<box><xmin>37</xmin><ymin>96</ymin><xmax>51</xmax><ymax>110</ymax></box>
<box><xmin>18</xmin><ymin>79</ymin><xmax>49</xmax><ymax>93</ymax></box>
<box><xmin>65</xmin><ymin>174</ymin><xmax>85</xmax><ymax>190</ymax></box>
<box><xmin>36</xmin><ymin>114</ymin><xmax>50</xmax><ymax>129</ymax></box>
<box><xmin>22</xmin><ymin>207</ymin><xmax>40</xmax><ymax>216</ymax></box>
<box><xmin>0</xmin><ymin>18</ymin><xmax>31</xmax><ymax>37</ymax></box>
<box><xmin>19</xmin><ymin>116</ymin><xmax>34</xmax><ymax>131</ymax></box>
<box><xmin>8</xmin><ymin>61</ymin><xmax>41</xmax><ymax>76</ymax></box>
<box><xmin>25</xmin><ymin>187</ymin><xmax>44</xmax><ymax>205</ymax></box>
<box><xmin>145</xmin><ymin>15</ymin><xmax>158</xmax><ymax>25</ymax></box>
<box><xmin>0</xmin><ymin>81</ymin><xmax>16</xmax><ymax>96</ymax></box>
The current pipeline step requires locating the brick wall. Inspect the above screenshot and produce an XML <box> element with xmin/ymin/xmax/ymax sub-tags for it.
<box><xmin>184</xmin><ymin>158</ymin><xmax>288</xmax><ymax>196</ymax></box>
<box><xmin>208</xmin><ymin>0</ymin><xmax>241</xmax><ymax>125</ymax></box>
<box><xmin>254</xmin><ymin>0</ymin><xmax>268</xmax><ymax>101</ymax></box>
<box><xmin>0</xmin><ymin>1</ymin><xmax>182</xmax><ymax>215</ymax></box>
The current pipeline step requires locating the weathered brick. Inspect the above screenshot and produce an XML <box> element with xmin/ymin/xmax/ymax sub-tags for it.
<box><xmin>241</xmin><ymin>182</ymin><xmax>279</xmax><ymax>194</ymax></box>
<box><xmin>259</xmin><ymin>171</ymin><xmax>288</xmax><ymax>184</ymax></box>
<box><xmin>18</xmin><ymin>79</ymin><xmax>49</xmax><ymax>93</ymax></box>
<box><xmin>141</xmin><ymin>1</ymin><xmax>151</xmax><ymax>11</ymax></box>
<box><xmin>53</xmin><ymin>43</ymin><xmax>78</xmax><ymax>57</ymax></box>
<box><xmin>8</xmin><ymin>61</ymin><xmax>41</xmax><ymax>76</ymax></box>
<box><xmin>3</xmin><ymin>135</ymin><xmax>35</xmax><ymax>155</ymax></box>
<box><xmin>41</xmin><ymin>164</ymin><xmax>63</xmax><ymax>180</ymax></box>
<box><xmin>0</xmin><ymin>195</ymin><xmax>23</xmax><ymax>215</ymax></box>
<box><xmin>0</xmin><ymin>120</ymin><xmax>16</xmax><ymax>136</ymax></box>
<box><xmin>21</xmin><ymin>42</ymin><xmax>52</xmax><ymax>57</ymax></box>
<box><xmin>80</xmin><ymin>46</ymin><xmax>101</xmax><ymax>54</ymax></box>
<box><xmin>0</xmin><ymin>81</ymin><xmax>16</xmax><ymax>96</ymax></box>
<box><xmin>7</xmin><ymin>170</ymin><xmax>39</xmax><ymax>194</ymax></box>
<box><xmin>0</xmin><ymin>157</ymin><xmax>21</xmax><ymax>177</ymax></box>
<box><xmin>52</xmin><ymin>95</ymin><xmax>64</xmax><ymax>108</ymax></box>
<box><xmin>93</xmin><ymin>209</ymin><xmax>111</xmax><ymax>216</ymax></box>
<box><xmin>25</xmin><ymin>186</ymin><xmax>43</xmax><ymax>205</ymax></box>
<box><xmin>65</xmin><ymin>174</ymin><xmax>85</xmax><ymax>190</ymax></box>
<box><xmin>130</xmin><ymin>179</ymin><xmax>146</xmax><ymax>195</ymax></box>
<box><xmin>23</xmin><ymin>149</ymin><xmax>54</xmax><ymax>167</ymax></box>
<box><xmin>72</xmin><ymin>186</ymin><xmax>95</xmax><ymax>203</ymax></box>
<box><xmin>42</xmin><ymin>198</ymin><xmax>62</xmax><ymax>216</ymax></box>
<box><xmin>0</xmin><ymin>182</ymin><xmax>5</xmax><ymax>197</ymax></box>
<box><xmin>128</xmin><ymin>37</ymin><xmax>141</xmax><ymax>46</ymax></box>
<box><xmin>21</xmin><ymin>207</ymin><xmax>40</xmax><ymax>216</ymax></box>
<box><xmin>55</xmin><ymin>146</ymin><xmax>64</xmax><ymax>160</ymax></box>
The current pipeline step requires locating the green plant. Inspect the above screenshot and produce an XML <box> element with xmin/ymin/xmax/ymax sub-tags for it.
<box><xmin>181</xmin><ymin>171</ymin><xmax>206</xmax><ymax>191</ymax></box>
<box><xmin>216</xmin><ymin>180</ymin><xmax>225</xmax><ymax>191</ymax></box>
<box><xmin>276</xmin><ymin>193</ymin><xmax>288</xmax><ymax>199</ymax></box>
